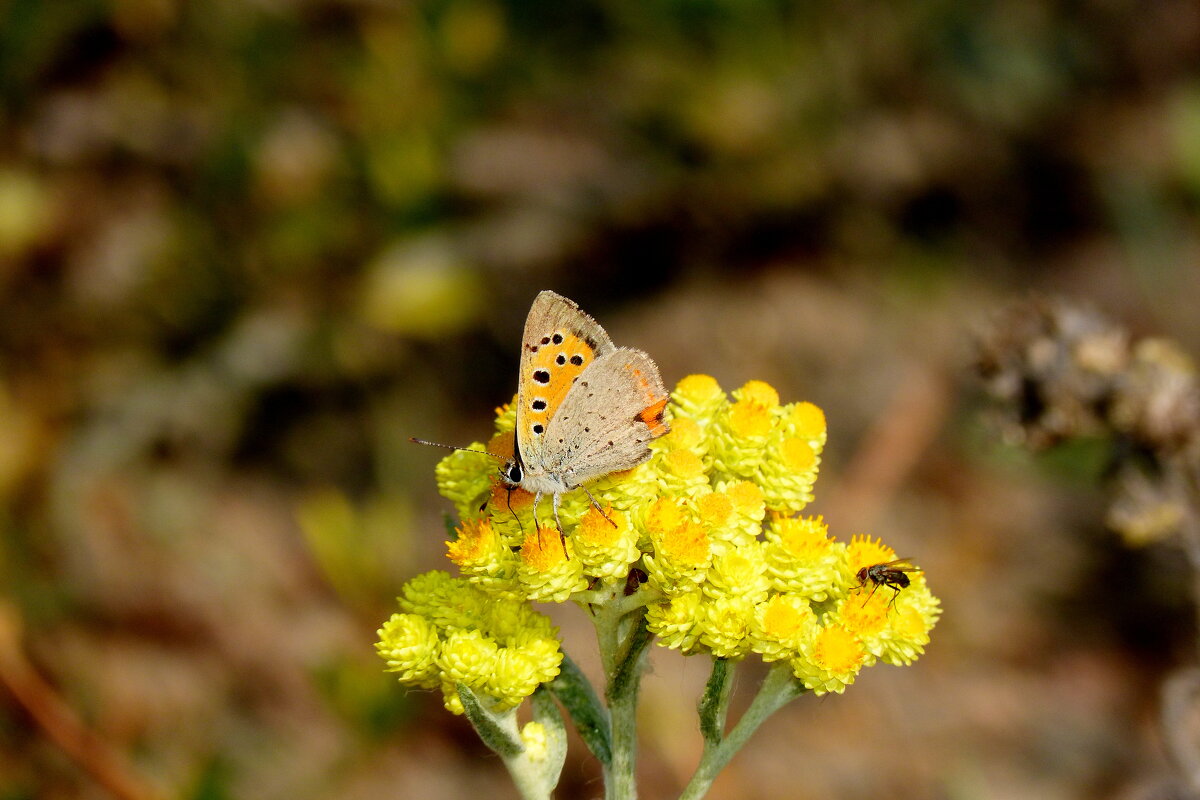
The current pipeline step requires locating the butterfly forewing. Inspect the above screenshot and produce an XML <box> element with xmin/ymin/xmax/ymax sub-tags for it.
<box><xmin>540</xmin><ymin>347</ymin><xmax>669</xmax><ymax>488</ymax></box>
<box><xmin>516</xmin><ymin>291</ymin><xmax>616</xmax><ymax>467</ymax></box>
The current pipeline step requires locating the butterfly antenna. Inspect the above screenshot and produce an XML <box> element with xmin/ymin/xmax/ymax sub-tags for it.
<box><xmin>504</xmin><ymin>487</ymin><xmax>524</xmax><ymax>536</ymax></box>
<box><xmin>409</xmin><ymin>437</ymin><xmax>501</xmax><ymax>459</ymax></box>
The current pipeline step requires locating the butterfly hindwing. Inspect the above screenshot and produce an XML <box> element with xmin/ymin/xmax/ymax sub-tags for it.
<box><xmin>516</xmin><ymin>291</ymin><xmax>615</xmax><ymax>466</ymax></box>
<box><xmin>538</xmin><ymin>347</ymin><xmax>669</xmax><ymax>488</ymax></box>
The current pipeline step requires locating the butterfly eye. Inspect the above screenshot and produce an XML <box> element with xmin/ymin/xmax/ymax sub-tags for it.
<box><xmin>502</xmin><ymin>461</ymin><xmax>523</xmax><ymax>484</ymax></box>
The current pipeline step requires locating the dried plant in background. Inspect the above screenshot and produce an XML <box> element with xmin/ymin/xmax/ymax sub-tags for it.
<box><xmin>974</xmin><ymin>297</ymin><xmax>1200</xmax><ymax>791</ymax></box>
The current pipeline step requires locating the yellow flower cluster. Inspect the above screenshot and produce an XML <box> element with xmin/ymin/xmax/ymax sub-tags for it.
<box><xmin>376</xmin><ymin>571</ymin><xmax>563</xmax><ymax>713</ymax></box>
<box><xmin>386</xmin><ymin>375</ymin><xmax>939</xmax><ymax>699</ymax></box>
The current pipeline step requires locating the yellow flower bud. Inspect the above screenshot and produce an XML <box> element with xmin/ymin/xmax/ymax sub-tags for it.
<box><xmin>791</xmin><ymin>623</ymin><xmax>868</xmax><ymax>695</ymax></box>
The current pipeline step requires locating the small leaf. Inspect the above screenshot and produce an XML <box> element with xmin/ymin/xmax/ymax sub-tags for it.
<box><xmin>531</xmin><ymin>686</ymin><xmax>568</xmax><ymax>782</ymax></box>
<box><xmin>458</xmin><ymin>684</ymin><xmax>522</xmax><ymax>758</ymax></box>
<box><xmin>547</xmin><ymin>654</ymin><xmax>612</xmax><ymax>766</ymax></box>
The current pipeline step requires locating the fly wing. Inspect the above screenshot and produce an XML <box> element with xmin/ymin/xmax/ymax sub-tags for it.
<box><xmin>538</xmin><ymin>347</ymin><xmax>669</xmax><ymax>488</ymax></box>
<box><xmin>515</xmin><ymin>291</ymin><xmax>616</xmax><ymax>469</ymax></box>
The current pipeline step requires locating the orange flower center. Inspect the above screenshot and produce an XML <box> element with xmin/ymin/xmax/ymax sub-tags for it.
<box><xmin>521</xmin><ymin>527</ymin><xmax>568</xmax><ymax>571</ymax></box>
<box><xmin>813</xmin><ymin>625</ymin><xmax>866</xmax><ymax>672</ymax></box>
<box><xmin>762</xmin><ymin>596</ymin><xmax>811</xmax><ymax>640</ymax></box>
<box><xmin>447</xmin><ymin>518</ymin><xmax>495</xmax><ymax>564</ymax></box>
<box><xmin>780</xmin><ymin>438</ymin><xmax>816</xmax><ymax>472</ymax></box>
<box><xmin>658</xmin><ymin>520</ymin><xmax>710</xmax><ymax>566</ymax></box>
<box><xmin>577</xmin><ymin>506</ymin><xmax>625</xmax><ymax>547</ymax></box>
<box><xmin>790</xmin><ymin>402</ymin><xmax>826</xmax><ymax>439</ymax></box>
<box><xmin>666</xmin><ymin>448</ymin><xmax>705</xmax><ymax>478</ymax></box>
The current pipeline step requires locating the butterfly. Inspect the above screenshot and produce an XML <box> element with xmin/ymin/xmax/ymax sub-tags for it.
<box><xmin>416</xmin><ymin>291</ymin><xmax>670</xmax><ymax>542</ymax></box>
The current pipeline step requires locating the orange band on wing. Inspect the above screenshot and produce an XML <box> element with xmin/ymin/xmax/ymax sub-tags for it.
<box><xmin>520</xmin><ymin>331</ymin><xmax>598</xmax><ymax>445</ymax></box>
<box><xmin>637</xmin><ymin>397</ymin><xmax>669</xmax><ymax>437</ymax></box>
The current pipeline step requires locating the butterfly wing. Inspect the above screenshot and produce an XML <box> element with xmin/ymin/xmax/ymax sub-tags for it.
<box><xmin>537</xmin><ymin>347</ymin><xmax>669</xmax><ymax>488</ymax></box>
<box><xmin>515</xmin><ymin>291</ymin><xmax>616</xmax><ymax>469</ymax></box>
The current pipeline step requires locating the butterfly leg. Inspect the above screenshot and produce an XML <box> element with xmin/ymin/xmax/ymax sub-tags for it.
<box><xmin>530</xmin><ymin>491</ymin><xmax>543</xmax><ymax>531</ymax></box>
<box><xmin>583</xmin><ymin>486</ymin><xmax>617</xmax><ymax>528</ymax></box>
<box><xmin>551</xmin><ymin>491</ymin><xmax>569</xmax><ymax>559</ymax></box>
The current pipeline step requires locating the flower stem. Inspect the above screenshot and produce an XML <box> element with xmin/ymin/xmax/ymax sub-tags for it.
<box><xmin>697</xmin><ymin>658</ymin><xmax>734</xmax><ymax>747</ymax></box>
<box><xmin>592</xmin><ymin>586</ymin><xmax>623</xmax><ymax>678</ymax></box>
<box><xmin>504</xmin><ymin>755</ymin><xmax>553</xmax><ymax>800</ymax></box>
<box><xmin>605</xmin><ymin>612</ymin><xmax>651</xmax><ymax>800</ymax></box>
<box><xmin>459</xmin><ymin>685</ymin><xmax>554</xmax><ymax>800</ymax></box>
<box><xmin>610</xmin><ymin>583</ymin><xmax>662</xmax><ymax>618</ymax></box>
<box><xmin>591</xmin><ymin>588</ymin><xmax>652</xmax><ymax>800</ymax></box>
<box><xmin>678</xmin><ymin>664</ymin><xmax>806</xmax><ymax>800</ymax></box>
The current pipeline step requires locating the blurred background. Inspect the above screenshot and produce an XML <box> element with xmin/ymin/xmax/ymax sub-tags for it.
<box><xmin>2</xmin><ymin>1</ymin><xmax>1200</xmax><ymax>798</ymax></box>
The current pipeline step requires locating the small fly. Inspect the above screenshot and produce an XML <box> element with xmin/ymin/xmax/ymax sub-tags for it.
<box><xmin>856</xmin><ymin>559</ymin><xmax>921</xmax><ymax>606</ymax></box>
